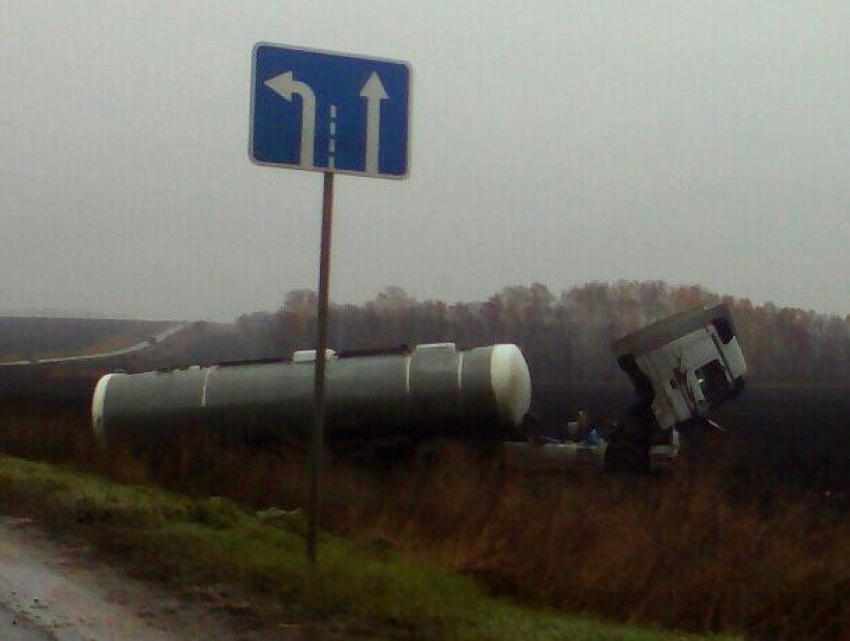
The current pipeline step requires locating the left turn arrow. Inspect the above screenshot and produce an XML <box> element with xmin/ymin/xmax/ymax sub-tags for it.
<box><xmin>265</xmin><ymin>71</ymin><xmax>317</xmax><ymax>168</ymax></box>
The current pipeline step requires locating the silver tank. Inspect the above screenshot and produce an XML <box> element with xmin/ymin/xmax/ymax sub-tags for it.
<box><xmin>91</xmin><ymin>343</ymin><xmax>532</xmax><ymax>445</ymax></box>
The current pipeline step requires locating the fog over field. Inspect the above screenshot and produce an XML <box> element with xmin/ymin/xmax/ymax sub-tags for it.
<box><xmin>2</xmin><ymin>2</ymin><xmax>850</xmax><ymax>320</ymax></box>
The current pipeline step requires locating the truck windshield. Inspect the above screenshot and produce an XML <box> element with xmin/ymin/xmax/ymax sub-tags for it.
<box><xmin>695</xmin><ymin>359</ymin><xmax>729</xmax><ymax>404</ymax></box>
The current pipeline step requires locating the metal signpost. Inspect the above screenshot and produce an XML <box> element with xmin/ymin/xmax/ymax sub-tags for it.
<box><xmin>249</xmin><ymin>43</ymin><xmax>411</xmax><ymax>563</ymax></box>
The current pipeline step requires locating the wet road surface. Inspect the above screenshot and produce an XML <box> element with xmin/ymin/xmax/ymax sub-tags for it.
<box><xmin>0</xmin><ymin>601</ymin><xmax>52</xmax><ymax>640</ymax></box>
<box><xmin>0</xmin><ymin>515</ymin><xmax>284</xmax><ymax>640</ymax></box>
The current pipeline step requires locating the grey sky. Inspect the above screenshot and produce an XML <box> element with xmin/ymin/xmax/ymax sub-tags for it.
<box><xmin>2</xmin><ymin>1</ymin><xmax>849</xmax><ymax>321</ymax></box>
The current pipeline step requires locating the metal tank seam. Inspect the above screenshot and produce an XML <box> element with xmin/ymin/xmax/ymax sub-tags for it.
<box><xmin>404</xmin><ymin>353</ymin><xmax>412</xmax><ymax>431</ymax></box>
<box><xmin>456</xmin><ymin>351</ymin><xmax>464</xmax><ymax>420</ymax></box>
<box><xmin>200</xmin><ymin>366</ymin><xmax>215</xmax><ymax>408</ymax></box>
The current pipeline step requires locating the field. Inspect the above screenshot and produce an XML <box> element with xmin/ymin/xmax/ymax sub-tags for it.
<box><xmin>539</xmin><ymin>383</ymin><xmax>850</xmax><ymax>491</ymax></box>
<box><xmin>2</xmin><ymin>381</ymin><xmax>850</xmax><ymax>639</ymax></box>
<box><xmin>0</xmin><ymin>317</ymin><xmax>272</xmax><ymax>401</ymax></box>
<box><xmin>0</xmin><ymin>317</ymin><xmax>174</xmax><ymax>362</ymax></box>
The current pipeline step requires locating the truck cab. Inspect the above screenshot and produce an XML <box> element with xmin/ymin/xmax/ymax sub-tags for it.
<box><xmin>613</xmin><ymin>303</ymin><xmax>746</xmax><ymax>432</ymax></box>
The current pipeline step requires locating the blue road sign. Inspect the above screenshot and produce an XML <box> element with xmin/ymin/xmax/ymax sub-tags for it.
<box><xmin>250</xmin><ymin>43</ymin><xmax>411</xmax><ymax>179</ymax></box>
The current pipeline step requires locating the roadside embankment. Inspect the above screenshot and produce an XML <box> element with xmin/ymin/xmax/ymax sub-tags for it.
<box><xmin>0</xmin><ymin>455</ymin><xmax>725</xmax><ymax>641</ymax></box>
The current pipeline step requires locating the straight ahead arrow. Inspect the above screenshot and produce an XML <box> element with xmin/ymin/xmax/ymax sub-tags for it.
<box><xmin>360</xmin><ymin>72</ymin><xmax>388</xmax><ymax>175</ymax></box>
<box><xmin>265</xmin><ymin>71</ymin><xmax>316</xmax><ymax>168</ymax></box>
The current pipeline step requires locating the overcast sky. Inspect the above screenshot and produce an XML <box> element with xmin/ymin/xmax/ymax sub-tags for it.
<box><xmin>2</xmin><ymin>2</ymin><xmax>849</xmax><ymax>321</ymax></box>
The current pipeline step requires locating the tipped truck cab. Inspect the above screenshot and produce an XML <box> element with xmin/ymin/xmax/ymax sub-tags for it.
<box><xmin>612</xmin><ymin>303</ymin><xmax>746</xmax><ymax>431</ymax></box>
<box><xmin>506</xmin><ymin>304</ymin><xmax>747</xmax><ymax>474</ymax></box>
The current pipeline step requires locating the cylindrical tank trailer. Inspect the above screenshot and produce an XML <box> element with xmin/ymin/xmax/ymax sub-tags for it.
<box><xmin>92</xmin><ymin>343</ymin><xmax>532</xmax><ymax>447</ymax></box>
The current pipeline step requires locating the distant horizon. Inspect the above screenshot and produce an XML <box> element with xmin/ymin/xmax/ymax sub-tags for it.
<box><xmin>2</xmin><ymin>279</ymin><xmax>847</xmax><ymax>323</ymax></box>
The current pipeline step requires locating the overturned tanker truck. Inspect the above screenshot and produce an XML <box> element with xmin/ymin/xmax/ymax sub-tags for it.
<box><xmin>92</xmin><ymin>304</ymin><xmax>746</xmax><ymax>472</ymax></box>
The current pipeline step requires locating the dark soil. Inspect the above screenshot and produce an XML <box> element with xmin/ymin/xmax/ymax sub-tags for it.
<box><xmin>535</xmin><ymin>381</ymin><xmax>850</xmax><ymax>491</ymax></box>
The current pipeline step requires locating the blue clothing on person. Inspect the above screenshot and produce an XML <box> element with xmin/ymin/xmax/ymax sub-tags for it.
<box><xmin>583</xmin><ymin>428</ymin><xmax>602</xmax><ymax>446</ymax></box>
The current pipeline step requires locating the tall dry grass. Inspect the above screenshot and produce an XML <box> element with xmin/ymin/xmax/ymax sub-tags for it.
<box><xmin>2</xmin><ymin>401</ymin><xmax>850</xmax><ymax>639</ymax></box>
<box><xmin>319</xmin><ymin>445</ymin><xmax>850</xmax><ymax>640</ymax></box>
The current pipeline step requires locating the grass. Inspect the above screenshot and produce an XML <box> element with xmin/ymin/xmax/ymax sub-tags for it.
<box><xmin>3</xmin><ymin>401</ymin><xmax>850</xmax><ymax>639</ymax></box>
<box><xmin>332</xmin><ymin>445</ymin><xmax>850</xmax><ymax>640</ymax></box>
<box><xmin>0</xmin><ymin>454</ymin><xmax>723</xmax><ymax>641</ymax></box>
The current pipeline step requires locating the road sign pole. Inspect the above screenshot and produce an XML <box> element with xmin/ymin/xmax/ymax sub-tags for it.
<box><xmin>250</xmin><ymin>44</ymin><xmax>410</xmax><ymax>561</ymax></box>
<box><xmin>307</xmin><ymin>171</ymin><xmax>334</xmax><ymax>564</ymax></box>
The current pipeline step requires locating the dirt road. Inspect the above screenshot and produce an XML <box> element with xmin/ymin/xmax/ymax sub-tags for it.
<box><xmin>0</xmin><ymin>515</ymin><xmax>290</xmax><ymax>640</ymax></box>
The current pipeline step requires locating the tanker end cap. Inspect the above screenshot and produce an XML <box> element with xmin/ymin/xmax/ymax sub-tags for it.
<box><xmin>490</xmin><ymin>344</ymin><xmax>532</xmax><ymax>428</ymax></box>
<box><xmin>91</xmin><ymin>373</ymin><xmax>121</xmax><ymax>447</ymax></box>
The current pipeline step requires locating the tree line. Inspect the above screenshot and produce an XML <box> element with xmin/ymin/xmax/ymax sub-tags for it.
<box><xmin>236</xmin><ymin>281</ymin><xmax>850</xmax><ymax>384</ymax></box>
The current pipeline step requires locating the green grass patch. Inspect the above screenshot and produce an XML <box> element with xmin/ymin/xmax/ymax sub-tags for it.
<box><xmin>0</xmin><ymin>455</ymin><xmax>731</xmax><ymax>640</ymax></box>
